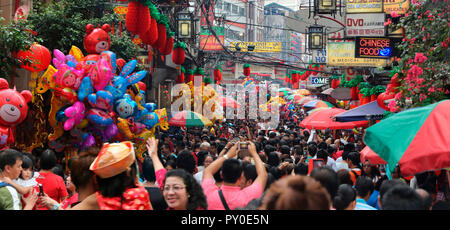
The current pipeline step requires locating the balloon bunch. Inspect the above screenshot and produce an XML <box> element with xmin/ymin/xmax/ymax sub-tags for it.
<box><xmin>36</xmin><ymin>24</ymin><xmax>168</xmax><ymax>161</ymax></box>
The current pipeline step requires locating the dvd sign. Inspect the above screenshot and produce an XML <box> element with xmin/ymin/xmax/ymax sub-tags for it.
<box><xmin>355</xmin><ymin>37</ymin><xmax>392</xmax><ymax>59</ymax></box>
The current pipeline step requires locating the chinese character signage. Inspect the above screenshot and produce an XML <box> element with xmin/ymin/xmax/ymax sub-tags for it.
<box><xmin>355</xmin><ymin>37</ymin><xmax>392</xmax><ymax>59</ymax></box>
<box><xmin>346</xmin><ymin>13</ymin><xmax>385</xmax><ymax>37</ymax></box>
<box><xmin>327</xmin><ymin>41</ymin><xmax>387</xmax><ymax>67</ymax></box>
<box><xmin>200</xmin><ymin>26</ymin><xmax>225</xmax><ymax>51</ymax></box>
<box><xmin>346</xmin><ymin>0</ymin><xmax>384</xmax><ymax>13</ymax></box>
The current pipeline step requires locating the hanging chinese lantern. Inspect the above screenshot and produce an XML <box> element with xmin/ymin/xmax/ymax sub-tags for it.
<box><xmin>159</xmin><ymin>35</ymin><xmax>174</xmax><ymax>55</ymax></box>
<box><xmin>331</xmin><ymin>75</ymin><xmax>340</xmax><ymax>89</ymax></box>
<box><xmin>154</xmin><ymin>15</ymin><xmax>168</xmax><ymax>49</ymax></box>
<box><xmin>213</xmin><ymin>66</ymin><xmax>222</xmax><ymax>84</ymax></box>
<box><xmin>185</xmin><ymin>69</ymin><xmax>194</xmax><ymax>83</ymax></box>
<box><xmin>243</xmin><ymin>63</ymin><xmax>251</xmax><ymax>78</ymax></box>
<box><xmin>125</xmin><ymin>1</ymin><xmax>150</xmax><ymax>35</ymax></box>
<box><xmin>312</xmin><ymin>64</ymin><xmax>320</xmax><ymax>76</ymax></box>
<box><xmin>172</xmin><ymin>42</ymin><xmax>186</xmax><ymax>65</ymax></box>
<box><xmin>16</xmin><ymin>43</ymin><xmax>51</xmax><ymax>73</ymax></box>
<box><xmin>176</xmin><ymin>67</ymin><xmax>185</xmax><ymax>84</ymax></box>
<box><xmin>16</xmin><ymin>43</ymin><xmax>51</xmax><ymax>86</ymax></box>
<box><xmin>194</xmin><ymin>67</ymin><xmax>204</xmax><ymax>83</ymax></box>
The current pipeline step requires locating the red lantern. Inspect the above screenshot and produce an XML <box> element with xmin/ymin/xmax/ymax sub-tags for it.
<box><xmin>172</xmin><ymin>46</ymin><xmax>185</xmax><ymax>65</ymax></box>
<box><xmin>370</xmin><ymin>94</ymin><xmax>377</xmax><ymax>101</ymax></box>
<box><xmin>243</xmin><ymin>66</ymin><xmax>251</xmax><ymax>77</ymax></box>
<box><xmin>159</xmin><ymin>36</ymin><xmax>174</xmax><ymax>55</ymax></box>
<box><xmin>16</xmin><ymin>43</ymin><xmax>51</xmax><ymax>72</ymax></box>
<box><xmin>125</xmin><ymin>1</ymin><xmax>150</xmax><ymax>35</ymax></box>
<box><xmin>176</xmin><ymin>71</ymin><xmax>185</xmax><ymax>84</ymax></box>
<box><xmin>140</xmin><ymin>17</ymin><xmax>158</xmax><ymax>46</ymax></box>
<box><xmin>154</xmin><ymin>23</ymin><xmax>167</xmax><ymax>49</ymax></box>
<box><xmin>214</xmin><ymin>68</ymin><xmax>222</xmax><ymax>84</ymax></box>
<box><xmin>331</xmin><ymin>79</ymin><xmax>339</xmax><ymax>89</ymax></box>
<box><xmin>351</xmin><ymin>86</ymin><xmax>358</xmax><ymax>100</ymax></box>
<box><xmin>377</xmin><ymin>92</ymin><xmax>395</xmax><ymax>111</ymax></box>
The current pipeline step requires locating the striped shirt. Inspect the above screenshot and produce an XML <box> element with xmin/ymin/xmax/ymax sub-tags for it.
<box><xmin>355</xmin><ymin>198</ymin><xmax>377</xmax><ymax>210</ymax></box>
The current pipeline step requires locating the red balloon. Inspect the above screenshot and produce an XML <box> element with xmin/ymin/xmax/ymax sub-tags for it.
<box><xmin>16</xmin><ymin>43</ymin><xmax>51</xmax><ymax>72</ymax></box>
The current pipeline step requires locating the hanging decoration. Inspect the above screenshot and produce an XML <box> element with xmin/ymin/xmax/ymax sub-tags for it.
<box><xmin>172</xmin><ymin>42</ymin><xmax>186</xmax><ymax>65</ymax></box>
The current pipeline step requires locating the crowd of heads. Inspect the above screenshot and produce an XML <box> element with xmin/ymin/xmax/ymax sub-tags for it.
<box><xmin>0</xmin><ymin>104</ymin><xmax>449</xmax><ymax>210</ymax></box>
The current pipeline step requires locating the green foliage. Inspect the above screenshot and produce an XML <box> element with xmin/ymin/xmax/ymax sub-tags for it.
<box><xmin>391</xmin><ymin>0</ymin><xmax>450</xmax><ymax>109</ymax></box>
<box><xmin>26</xmin><ymin>0</ymin><xmax>137</xmax><ymax>60</ymax></box>
<box><xmin>0</xmin><ymin>18</ymin><xmax>39</xmax><ymax>82</ymax></box>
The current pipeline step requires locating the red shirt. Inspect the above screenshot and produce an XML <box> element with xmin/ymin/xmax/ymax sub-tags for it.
<box><xmin>35</xmin><ymin>172</ymin><xmax>68</xmax><ymax>210</ymax></box>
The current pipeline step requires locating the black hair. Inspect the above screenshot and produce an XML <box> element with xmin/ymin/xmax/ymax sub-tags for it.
<box><xmin>294</xmin><ymin>163</ymin><xmax>308</xmax><ymax>175</ymax></box>
<box><xmin>97</xmin><ymin>162</ymin><xmax>138</xmax><ymax>198</ymax></box>
<box><xmin>213</xmin><ymin>168</ymin><xmax>223</xmax><ymax>183</ymax></box>
<box><xmin>310</xmin><ymin>166</ymin><xmax>339</xmax><ymax>200</ymax></box>
<box><xmin>317</xmin><ymin>142</ymin><xmax>328</xmax><ymax>150</ymax></box>
<box><xmin>379</xmin><ymin>179</ymin><xmax>405</xmax><ymax>202</ymax></box>
<box><xmin>21</xmin><ymin>154</ymin><xmax>34</xmax><ymax>170</ymax></box>
<box><xmin>216</xmin><ymin>143</ymin><xmax>226</xmax><ymax>153</ymax></box>
<box><xmin>381</xmin><ymin>185</ymin><xmax>424</xmax><ymax>210</ymax></box>
<box><xmin>264</xmin><ymin>145</ymin><xmax>276</xmax><ymax>155</ymax></box>
<box><xmin>347</xmin><ymin>151</ymin><xmax>361</xmax><ymax>168</ymax></box>
<box><xmin>307</xmin><ymin>144</ymin><xmax>317</xmax><ymax>157</ymax></box>
<box><xmin>222</xmin><ymin>159</ymin><xmax>243</xmax><ymax>183</ymax></box>
<box><xmin>0</xmin><ymin>149</ymin><xmax>23</xmax><ymax>171</ymax></box>
<box><xmin>164</xmin><ymin>169</ymin><xmax>208</xmax><ymax>210</ymax></box>
<box><xmin>267</xmin><ymin>152</ymin><xmax>280</xmax><ymax>168</ymax></box>
<box><xmin>52</xmin><ymin>164</ymin><xmax>64</xmax><ymax>179</ymax></box>
<box><xmin>333</xmin><ymin>184</ymin><xmax>356</xmax><ymax>210</ymax></box>
<box><xmin>355</xmin><ymin>176</ymin><xmax>374</xmax><ymax>198</ymax></box>
<box><xmin>337</xmin><ymin>169</ymin><xmax>353</xmax><ymax>186</ymax></box>
<box><xmin>176</xmin><ymin>150</ymin><xmax>197</xmax><ymax>174</ymax></box>
<box><xmin>316</xmin><ymin>149</ymin><xmax>328</xmax><ymax>161</ymax></box>
<box><xmin>243</xmin><ymin>163</ymin><xmax>257</xmax><ymax>182</ymax></box>
<box><xmin>280</xmin><ymin>145</ymin><xmax>290</xmax><ymax>155</ymax></box>
<box><xmin>165</xmin><ymin>159</ymin><xmax>177</xmax><ymax>169</ymax></box>
<box><xmin>196</xmin><ymin>151</ymin><xmax>209</xmax><ymax>167</ymax></box>
<box><xmin>40</xmin><ymin>149</ymin><xmax>57</xmax><ymax>170</ymax></box>
<box><xmin>176</xmin><ymin>141</ymin><xmax>185</xmax><ymax>150</ymax></box>
<box><xmin>142</xmin><ymin>157</ymin><xmax>156</xmax><ymax>182</ymax></box>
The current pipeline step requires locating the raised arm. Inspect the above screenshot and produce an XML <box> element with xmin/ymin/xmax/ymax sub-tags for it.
<box><xmin>248</xmin><ymin>141</ymin><xmax>267</xmax><ymax>190</ymax></box>
<box><xmin>203</xmin><ymin>142</ymin><xmax>238</xmax><ymax>181</ymax></box>
<box><xmin>146</xmin><ymin>137</ymin><xmax>164</xmax><ymax>172</ymax></box>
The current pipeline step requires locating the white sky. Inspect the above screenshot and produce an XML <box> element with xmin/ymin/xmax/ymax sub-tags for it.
<box><xmin>264</xmin><ymin>0</ymin><xmax>310</xmax><ymax>11</ymax></box>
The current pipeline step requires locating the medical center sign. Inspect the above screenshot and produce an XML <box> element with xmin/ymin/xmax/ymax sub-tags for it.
<box><xmin>346</xmin><ymin>13</ymin><xmax>385</xmax><ymax>37</ymax></box>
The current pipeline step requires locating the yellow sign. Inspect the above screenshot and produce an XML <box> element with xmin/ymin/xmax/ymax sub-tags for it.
<box><xmin>230</xmin><ymin>42</ymin><xmax>282</xmax><ymax>53</ymax></box>
<box><xmin>114</xmin><ymin>6</ymin><xmax>128</xmax><ymax>15</ymax></box>
<box><xmin>327</xmin><ymin>42</ymin><xmax>387</xmax><ymax>67</ymax></box>
<box><xmin>346</xmin><ymin>0</ymin><xmax>384</xmax><ymax>13</ymax></box>
<box><xmin>384</xmin><ymin>0</ymin><xmax>409</xmax><ymax>14</ymax></box>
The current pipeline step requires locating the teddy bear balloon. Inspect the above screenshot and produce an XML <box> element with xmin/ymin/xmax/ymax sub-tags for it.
<box><xmin>0</xmin><ymin>78</ymin><xmax>32</xmax><ymax>149</ymax></box>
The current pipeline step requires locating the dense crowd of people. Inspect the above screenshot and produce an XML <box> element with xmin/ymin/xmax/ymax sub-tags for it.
<box><xmin>0</xmin><ymin>102</ymin><xmax>449</xmax><ymax>211</ymax></box>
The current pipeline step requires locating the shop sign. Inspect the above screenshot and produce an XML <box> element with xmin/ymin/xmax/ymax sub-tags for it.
<box><xmin>327</xmin><ymin>41</ymin><xmax>387</xmax><ymax>67</ymax></box>
<box><xmin>346</xmin><ymin>13</ymin><xmax>385</xmax><ymax>37</ymax></box>
<box><xmin>384</xmin><ymin>0</ymin><xmax>409</xmax><ymax>14</ymax></box>
<box><xmin>346</xmin><ymin>0</ymin><xmax>384</xmax><ymax>13</ymax></box>
<box><xmin>312</xmin><ymin>49</ymin><xmax>327</xmax><ymax>64</ymax></box>
<box><xmin>355</xmin><ymin>37</ymin><xmax>392</xmax><ymax>58</ymax></box>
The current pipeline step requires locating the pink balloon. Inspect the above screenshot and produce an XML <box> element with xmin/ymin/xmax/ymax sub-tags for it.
<box><xmin>64</xmin><ymin>101</ymin><xmax>86</xmax><ymax>131</ymax></box>
<box><xmin>90</xmin><ymin>58</ymin><xmax>113</xmax><ymax>91</ymax></box>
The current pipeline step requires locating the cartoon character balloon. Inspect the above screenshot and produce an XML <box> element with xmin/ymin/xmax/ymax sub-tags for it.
<box><xmin>0</xmin><ymin>78</ymin><xmax>32</xmax><ymax>149</ymax></box>
<box><xmin>83</xmin><ymin>24</ymin><xmax>111</xmax><ymax>54</ymax></box>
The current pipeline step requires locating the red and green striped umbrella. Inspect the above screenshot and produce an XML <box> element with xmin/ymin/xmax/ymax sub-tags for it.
<box><xmin>169</xmin><ymin>110</ymin><xmax>213</xmax><ymax>127</ymax></box>
<box><xmin>364</xmin><ymin>100</ymin><xmax>450</xmax><ymax>176</ymax></box>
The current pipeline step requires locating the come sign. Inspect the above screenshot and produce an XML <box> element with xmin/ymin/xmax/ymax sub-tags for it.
<box><xmin>355</xmin><ymin>37</ymin><xmax>392</xmax><ymax>59</ymax></box>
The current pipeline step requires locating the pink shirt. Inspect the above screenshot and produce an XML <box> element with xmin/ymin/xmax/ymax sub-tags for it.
<box><xmin>201</xmin><ymin>178</ymin><xmax>263</xmax><ymax>210</ymax></box>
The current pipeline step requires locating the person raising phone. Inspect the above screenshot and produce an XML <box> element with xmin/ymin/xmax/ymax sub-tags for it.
<box><xmin>201</xmin><ymin>141</ymin><xmax>267</xmax><ymax>210</ymax></box>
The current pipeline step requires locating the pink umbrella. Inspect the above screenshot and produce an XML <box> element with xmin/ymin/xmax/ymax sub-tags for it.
<box><xmin>361</xmin><ymin>146</ymin><xmax>387</xmax><ymax>165</ymax></box>
<box><xmin>299</xmin><ymin>108</ymin><xmax>369</xmax><ymax>130</ymax></box>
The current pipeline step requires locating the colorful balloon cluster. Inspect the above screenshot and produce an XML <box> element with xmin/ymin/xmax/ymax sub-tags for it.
<box><xmin>35</xmin><ymin>24</ymin><xmax>168</xmax><ymax>161</ymax></box>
